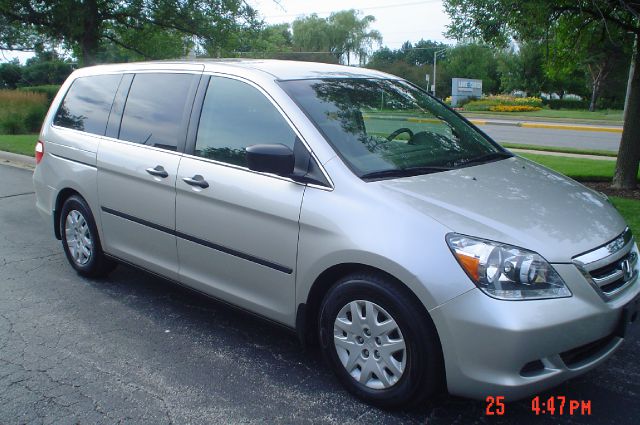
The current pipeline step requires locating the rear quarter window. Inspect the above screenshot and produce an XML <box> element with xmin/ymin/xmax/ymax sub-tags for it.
<box><xmin>53</xmin><ymin>74</ymin><xmax>122</xmax><ymax>135</ymax></box>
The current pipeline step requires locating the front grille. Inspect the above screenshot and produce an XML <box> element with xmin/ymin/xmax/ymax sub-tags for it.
<box><xmin>573</xmin><ymin>228</ymin><xmax>638</xmax><ymax>299</ymax></box>
<box><xmin>591</xmin><ymin>251</ymin><xmax>637</xmax><ymax>295</ymax></box>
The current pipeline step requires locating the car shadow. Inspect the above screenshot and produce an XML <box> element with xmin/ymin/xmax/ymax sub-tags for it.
<box><xmin>81</xmin><ymin>263</ymin><xmax>639</xmax><ymax>424</ymax></box>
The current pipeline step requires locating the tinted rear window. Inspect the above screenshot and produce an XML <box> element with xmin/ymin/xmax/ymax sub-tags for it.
<box><xmin>54</xmin><ymin>75</ymin><xmax>122</xmax><ymax>135</ymax></box>
<box><xmin>118</xmin><ymin>73</ymin><xmax>198</xmax><ymax>151</ymax></box>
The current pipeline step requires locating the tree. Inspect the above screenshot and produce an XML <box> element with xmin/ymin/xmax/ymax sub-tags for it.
<box><xmin>0</xmin><ymin>50</ymin><xmax>74</xmax><ymax>87</ymax></box>
<box><xmin>368</xmin><ymin>39</ymin><xmax>448</xmax><ymax>68</ymax></box>
<box><xmin>328</xmin><ymin>10</ymin><xmax>381</xmax><ymax>65</ymax></box>
<box><xmin>405</xmin><ymin>39</ymin><xmax>446</xmax><ymax>66</ymax></box>
<box><xmin>292</xmin><ymin>14</ymin><xmax>332</xmax><ymax>53</ymax></box>
<box><xmin>444</xmin><ymin>43</ymin><xmax>501</xmax><ymax>94</ymax></box>
<box><xmin>366</xmin><ymin>39</ymin><xmax>450</xmax><ymax>92</ymax></box>
<box><xmin>367</xmin><ymin>47</ymin><xmax>399</xmax><ymax>67</ymax></box>
<box><xmin>0</xmin><ymin>0</ymin><xmax>259</xmax><ymax>65</ymax></box>
<box><xmin>444</xmin><ymin>0</ymin><xmax>640</xmax><ymax>189</ymax></box>
<box><xmin>497</xmin><ymin>42</ymin><xmax>547</xmax><ymax>95</ymax></box>
<box><xmin>546</xmin><ymin>16</ymin><xmax>632</xmax><ymax>111</ymax></box>
<box><xmin>0</xmin><ymin>59</ymin><xmax>22</xmax><ymax>89</ymax></box>
<box><xmin>229</xmin><ymin>23</ymin><xmax>296</xmax><ymax>60</ymax></box>
<box><xmin>242</xmin><ymin>24</ymin><xmax>293</xmax><ymax>54</ymax></box>
<box><xmin>367</xmin><ymin>58</ymin><xmax>432</xmax><ymax>90</ymax></box>
<box><xmin>292</xmin><ymin>10</ymin><xmax>381</xmax><ymax>65</ymax></box>
<box><xmin>21</xmin><ymin>50</ymin><xmax>74</xmax><ymax>85</ymax></box>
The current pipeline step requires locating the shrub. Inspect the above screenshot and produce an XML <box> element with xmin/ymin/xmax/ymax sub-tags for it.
<box><xmin>18</xmin><ymin>85</ymin><xmax>61</xmax><ymax>103</ymax></box>
<box><xmin>596</xmin><ymin>97</ymin><xmax>624</xmax><ymax>110</ymax></box>
<box><xmin>456</xmin><ymin>96</ymin><xmax>478</xmax><ymax>108</ymax></box>
<box><xmin>547</xmin><ymin>99</ymin><xmax>589</xmax><ymax>110</ymax></box>
<box><xmin>464</xmin><ymin>95</ymin><xmax>543</xmax><ymax>111</ymax></box>
<box><xmin>489</xmin><ymin>105</ymin><xmax>542</xmax><ymax>112</ymax></box>
<box><xmin>24</xmin><ymin>104</ymin><xmax>48</xmax><ymax>132</ymax></box>
<box><xmin>0</xmin><ymin>89</ymin><xmax>48</xmax><ymax>134</ymax></box>
<box><xmin>0</xmin><ymin>113</ymin><xmax>26</xmax><ymax>134</ymax></box>
<box><xmin>461</xmin><ymin>98</ymin><xmax>499</xmax><ymax>111</ymax></box>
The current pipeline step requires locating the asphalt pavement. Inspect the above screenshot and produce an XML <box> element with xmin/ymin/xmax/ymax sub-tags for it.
<box><xmin>1</xmin><ymin>163</ymin><xmax>639</xmax><ymax>424</ymax></box>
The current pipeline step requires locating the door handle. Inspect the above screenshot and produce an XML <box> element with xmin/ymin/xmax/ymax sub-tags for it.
<box><xmin>182</xmin><ymin>175</ymin><xmax>209</xmax><ymax>189</ymax></box>
<box><xmin>146</xmin><ymin>165</ymin><xmax>169</xmax><ymax>178</ymax></box>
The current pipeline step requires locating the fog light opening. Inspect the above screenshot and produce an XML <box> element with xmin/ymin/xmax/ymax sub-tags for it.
<box><xmin>520</xmin><ymin>359</ymin><xmax>545</xmax><ymax>377</ymax></box>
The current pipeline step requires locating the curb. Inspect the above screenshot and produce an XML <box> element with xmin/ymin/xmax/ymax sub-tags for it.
<box><xmin>0</xmin><ymin>151</ymin><xmax>35</xmax><ymax>170</ymax></box>
<box><xmin>510</xmin><ymin>148</ymin><xmax>617</xmax><ymax>161</ymax></box>
<box><xmin>470</xmin><ymin>120</ymin><xmax>623</xmax><ymax>133</ymax></box>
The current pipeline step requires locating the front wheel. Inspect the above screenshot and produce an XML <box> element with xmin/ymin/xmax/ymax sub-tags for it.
<box><xmin>60</xmin><ymin>195</ymin><xmax>116</xmax><ymax>277</ymax></box>
<box><xmin>319</xmin><ymin>272</ymin><xmax>443</xmax><ymax>408</ymax></box>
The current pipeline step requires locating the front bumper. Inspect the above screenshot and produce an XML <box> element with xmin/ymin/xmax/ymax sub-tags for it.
<box><xmin>430</xmin><ymin>261</ymin><xmax>640</xmax><ymax>401</ymax></box>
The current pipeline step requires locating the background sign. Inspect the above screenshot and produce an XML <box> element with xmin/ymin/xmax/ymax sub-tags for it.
<box><xmin>451</xmin><ymin>78</ymin><xmax>483</xmax><ymax>106</ymax></box>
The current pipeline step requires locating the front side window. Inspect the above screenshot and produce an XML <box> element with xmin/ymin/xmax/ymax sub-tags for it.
<box><xmin>195</xmin><ymin>77</ymin><xmax>297</xmax><ymax>167</ymax></box>
<box><xmin>119</xmin><ymin>73</ymin><xmax>197</xmax><ymax>151</ymax></box>
<box><xmin>54</xmin><ymin>75</ymin><xmax>122</xmax><ymax>135</ymax></box>
<box><xmin>279</xmin><ymin>78</ymin><xmax>509</xmax><ymax>179</ymax></box>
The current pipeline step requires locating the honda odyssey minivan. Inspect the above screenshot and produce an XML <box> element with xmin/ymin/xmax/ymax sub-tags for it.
<box><xmin>33</xmin><ymin>60</ymin><xmax>639</xmax><ymax>408</ymax></box>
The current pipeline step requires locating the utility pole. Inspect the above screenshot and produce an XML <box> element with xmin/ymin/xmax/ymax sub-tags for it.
<box><xmin>433</xmin><ymin>51</ymin><xmax>437</xmax><ymax>96</ymax></box>
<box><xmin>432</xmin><ymin>48</ymin><xmax>447</xmax><ymax>98</ymax></box>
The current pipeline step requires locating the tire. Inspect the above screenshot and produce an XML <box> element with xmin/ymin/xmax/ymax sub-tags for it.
<box><xmin>319</xmin><ymin>272</ymin><xmax>443</xmax><ymax>408</ymax></box>
<box><xmin>59</xmin><ymin>195</ymin><xmax>116</xmax><ymax>277</ymax></box>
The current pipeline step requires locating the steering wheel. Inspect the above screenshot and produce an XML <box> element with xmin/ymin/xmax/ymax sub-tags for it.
<box><xmin>386</xmin><ymin>128</ymin><xmax>414</xmax><ymax>142</ymax></box>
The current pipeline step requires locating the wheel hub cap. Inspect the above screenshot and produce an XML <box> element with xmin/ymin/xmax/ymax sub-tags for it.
<box><xmin>333</xmin><ymin>300</ymin><xmax>406</xmax><ymax>389</ymax></box>
<box><xmin>64</xmin><ymin>210</ymin><xmax>92</xmax><ymax>266</ymax></box>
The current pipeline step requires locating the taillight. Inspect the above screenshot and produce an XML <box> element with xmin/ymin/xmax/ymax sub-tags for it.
<box><xmin>35</xmin><ymin>140</ymin><xmax>44</xmax><ymax>164</ymax></box>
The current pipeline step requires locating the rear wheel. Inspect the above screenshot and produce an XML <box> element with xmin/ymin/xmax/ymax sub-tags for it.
<box><xmin>319</xmin><ymin>272</ymin><xmax>443</xmax><ymax>408</ymax></box>
<box><xmin>60</xmin><ymin>195</ymin><xmax>116</xmax><ymax>277</ymax></box>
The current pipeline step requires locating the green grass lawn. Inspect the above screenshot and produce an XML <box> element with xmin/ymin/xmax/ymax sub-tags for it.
<box><xmin>462</xmin><ymin>108</ymin><xmax>623</xmax><ymax>124</ymax></box>
<box><xmin>610</xmin><ymin>197</ymin><xmax>640</xmax><ymax>236</ymax></box>
<box><xmin>0</xmin><ymin>134</ymin><xmax>37</xmax><ymax>156</ymax></box>
<box><xmin>518</xmin><ymin>153</ymin><xmax>640</xmax><ymax>181</ymax></box>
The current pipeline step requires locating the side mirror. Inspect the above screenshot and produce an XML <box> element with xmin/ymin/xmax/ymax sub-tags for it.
<box><xmin>246</xmin><ymin>144</ymin><xmax>295</xmax><ymax>176</ymax></box>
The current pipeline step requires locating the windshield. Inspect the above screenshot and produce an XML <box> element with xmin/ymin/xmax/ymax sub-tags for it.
<box><xmin>279</xmin><ymin>78</ymin><xmax>510</xmax><ymax>180</ymax></box>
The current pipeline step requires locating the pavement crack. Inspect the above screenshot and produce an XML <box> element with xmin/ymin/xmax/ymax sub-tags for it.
<box><xmin>0</xmin><ymin>253</ymin><xmax>62</xmax><ymax>268</ymax></box>
<box><xmin>0</xmin><ymin>191</ymin><xmax>35</xmax><ymax>200</ymax></box>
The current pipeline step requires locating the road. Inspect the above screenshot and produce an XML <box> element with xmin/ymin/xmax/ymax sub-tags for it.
<box><xmin>1</xmin><ymin>163</ymin><xmax>639</xmax><ymax>424</ymax></box>
<box><xmin>479</xmin><ymin>125</ymin><xmax>621</xmax><ymax>152</ymax></box>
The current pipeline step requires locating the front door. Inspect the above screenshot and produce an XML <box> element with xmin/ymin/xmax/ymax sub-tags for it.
<box><xmin>176</xmin><ymin>76</ymin><xmax>306</xmax><ymax>325</ymax></box>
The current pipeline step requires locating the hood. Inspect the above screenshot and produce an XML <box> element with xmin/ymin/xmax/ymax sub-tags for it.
<box><xmin>376</xmin><ymin>156</ymin><xmax>627</xmax><ymax>263</ymax></box>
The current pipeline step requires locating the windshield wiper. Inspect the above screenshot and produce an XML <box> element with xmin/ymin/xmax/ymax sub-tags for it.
<box><xmin>457</xmin><ymin>151</ymin><xmax>512</xmax><ymax>167</ymax></box>
<box><xmin>361</xmin><ymin>165</ymin><xmax>453</xmax><ymax>180</ymax></box>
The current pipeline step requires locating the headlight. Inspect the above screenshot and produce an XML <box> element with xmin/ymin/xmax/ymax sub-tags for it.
<box><xmin>446</xmin><ymin>233</ymin><xmax>571</xmax><ymax>300</ymax></box>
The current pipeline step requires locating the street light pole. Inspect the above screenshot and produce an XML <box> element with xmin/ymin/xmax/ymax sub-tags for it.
<box><xmin>433</xmin><ymin>51</ymin><xmax>437</xmax><ymax>96</ymax></box>
<box><xmin>432</xmin><ymin>48</ymin><xmax>447</xmax><ymax>98</ymax></box>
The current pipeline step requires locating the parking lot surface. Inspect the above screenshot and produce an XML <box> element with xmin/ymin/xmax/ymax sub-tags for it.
<box><xmin>1</xmin><ymin>163</ymin><xmax>638</xmax><ymax>424</ymax></box>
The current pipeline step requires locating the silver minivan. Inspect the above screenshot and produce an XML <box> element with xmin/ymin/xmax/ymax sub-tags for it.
<box><xmin>33</xmin><ymin>60</ymin><xmax>639</xmax><ymax>408</ymax></box>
